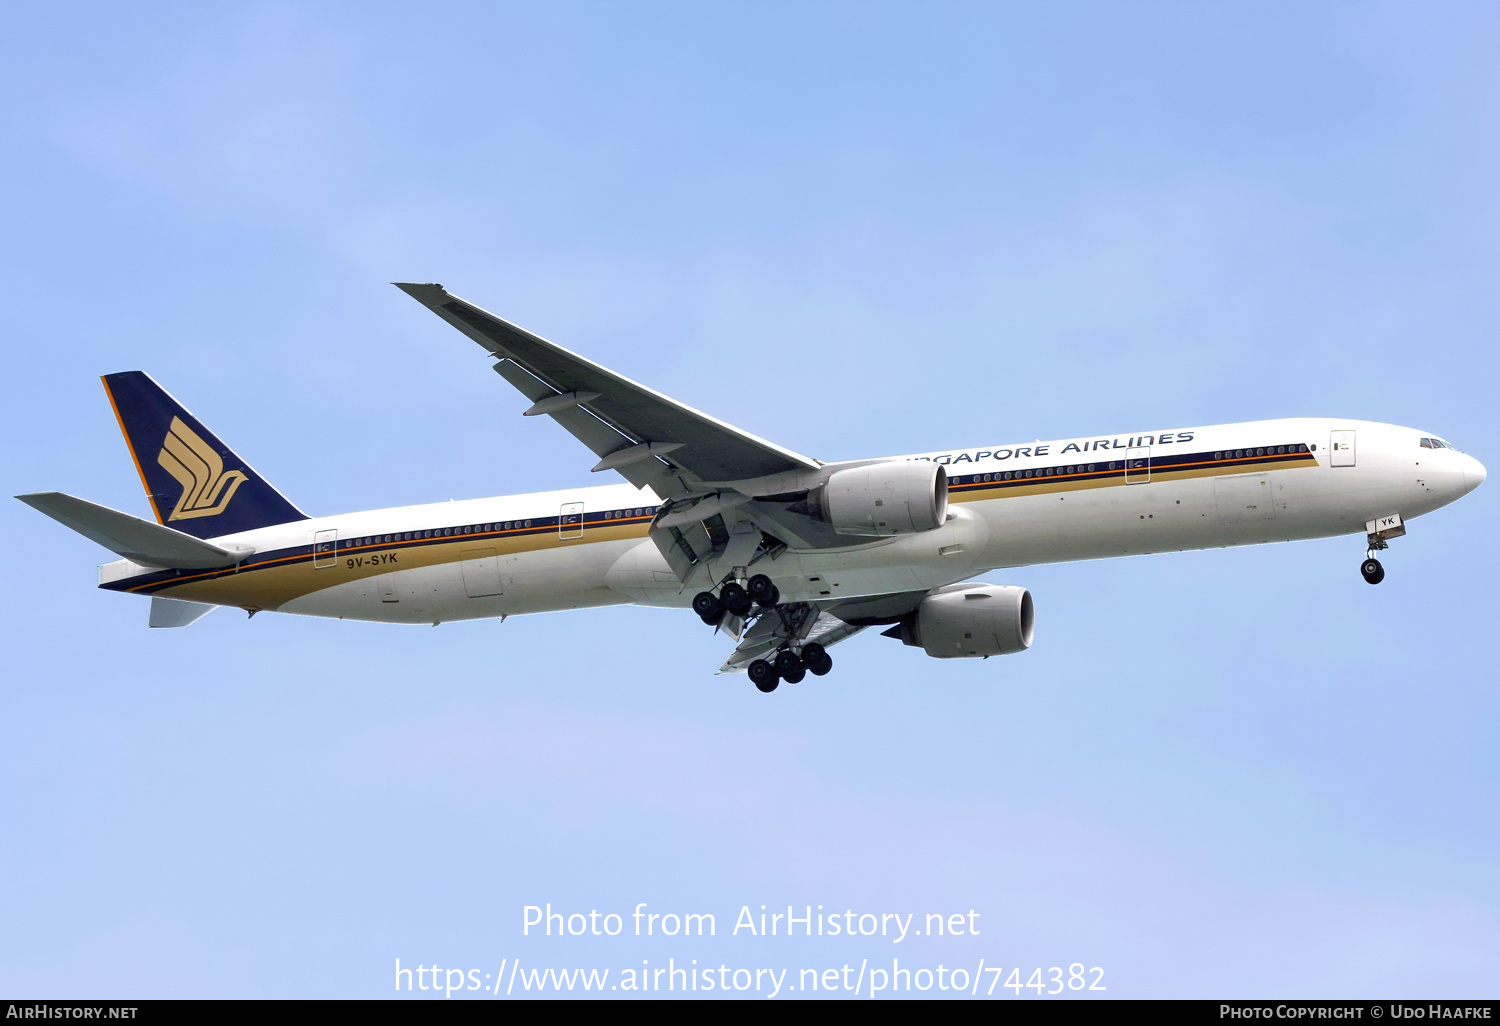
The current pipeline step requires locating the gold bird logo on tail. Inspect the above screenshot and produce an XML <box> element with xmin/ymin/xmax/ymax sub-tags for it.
<box><xmin>157</xmin><ymin>416</ymin><xmax>248</xmax><ymax>520</ymax></box>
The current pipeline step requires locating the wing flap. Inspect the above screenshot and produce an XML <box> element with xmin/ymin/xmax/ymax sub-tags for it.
<box><xmin>718</xmin><ymin>604</ymin><xmax>870</xmax><ymax>672</ymax></box>
<box><xmin>491</xmin><ymin>360</ymin><xmax>669</xmax><ymax>490</ymax></box>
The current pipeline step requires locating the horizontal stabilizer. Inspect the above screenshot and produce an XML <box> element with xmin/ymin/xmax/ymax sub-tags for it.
<box><xmin>15</xmin><ymin>491</ymin><xmax>251</xmax><ymax>569</ymax></box>
<box><xmin>149</xmin><ymin>596</ymin><xmax>217</xmax><ymax>628</ymax></box>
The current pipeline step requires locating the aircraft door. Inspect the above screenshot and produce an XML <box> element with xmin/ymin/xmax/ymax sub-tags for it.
<box><xmin>1330</xmin><ymin>430</ymin><xmax>1356</xmax><ymax>467</ymax></box>
<box><xmin>1124</xmin><ymin>446</ymin><xmax>1151</xmax><ymax>484</ymax></box>
<box><xmin>559</xmin><ymin>502</ymin><xmax>584</xmax><ymax>540</ymax></box>
<box><xmin>313</xmin><ymin>528</ymin><xmax>338</xmax><ymax>567</ymax></box>
<box><xmin>377</xmin><ymin>573</ymin><xmax>399</xmax><ymax>602</ymax></box>
<box><xmin>459</xmin><ymin>547</ymin><xmax>504</xmax><ymax>597</ymax></box>
<box><xmin>1214</xmin><ymin>475</ymin><xmax>1275</xmax><ymax>522</ymax></box>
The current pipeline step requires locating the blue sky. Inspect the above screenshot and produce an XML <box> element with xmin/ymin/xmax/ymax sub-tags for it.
<box><xmin>2</xmin><ymin>1</ymin><xmax>1497</xmax><ymax>999</ymax></box>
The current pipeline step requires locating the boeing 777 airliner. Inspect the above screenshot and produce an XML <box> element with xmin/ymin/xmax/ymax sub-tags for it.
<box><xmin>18</xmin><ymin>284</ymin><xmax>1486</xmax><ymax>692</ymax></box>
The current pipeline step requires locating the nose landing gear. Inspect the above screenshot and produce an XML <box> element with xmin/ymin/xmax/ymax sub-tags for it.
<box><xmin>1360</xmin><ymin>513</ymin><xmax>1405</xmax><ymax>586</ymax></box>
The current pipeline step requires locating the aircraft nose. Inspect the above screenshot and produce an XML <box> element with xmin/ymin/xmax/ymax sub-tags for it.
<box><xmin>1463</xmin><ymin>454</ymin><xmax>1486</xmax><ymax>494</ymax></box>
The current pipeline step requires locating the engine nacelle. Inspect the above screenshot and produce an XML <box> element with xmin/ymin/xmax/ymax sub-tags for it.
<box><xmin>888</xmin><ymin>584</ymin><xmax>1034</xmax><ymax>658</ymax></box>
<box><xmin>821</xmin><ymin>461</ymin><xmax>948</xmax><ymax>537</ymax></box>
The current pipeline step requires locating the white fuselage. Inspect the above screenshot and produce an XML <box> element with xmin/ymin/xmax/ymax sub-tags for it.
<box><xmin>98</xmin><ymin>417</ymin><xmax>1484</xmax><ymax>625</ymax></box>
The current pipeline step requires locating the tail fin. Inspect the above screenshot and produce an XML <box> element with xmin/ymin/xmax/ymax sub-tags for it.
<box><xmin>101</xmin><ymin>371</ymin><xmax>307</xmax><ymax>539</ymax></box>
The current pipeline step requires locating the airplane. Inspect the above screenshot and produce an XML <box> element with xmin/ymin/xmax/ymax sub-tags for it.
<box><xmin>17</xmin><ymin>284</ymin><xmax>1487</xmax><ymax>693</ymax></box>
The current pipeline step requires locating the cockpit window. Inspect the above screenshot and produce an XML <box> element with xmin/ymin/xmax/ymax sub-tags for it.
<box><xmin>1420</xmin><ymin>437</ymin><xmax>1461</xmax><ymax>451</ymax></box>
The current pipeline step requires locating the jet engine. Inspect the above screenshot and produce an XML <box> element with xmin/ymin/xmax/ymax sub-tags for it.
<box><xmin>884</xmin><ymin>583</ymin><xmax>1034</xmax><ymax>658</ymax></box>
<box><xmin>799</xmin><ymin>461</ymin><xmax>948</xmax><ymax>537</ymax></box>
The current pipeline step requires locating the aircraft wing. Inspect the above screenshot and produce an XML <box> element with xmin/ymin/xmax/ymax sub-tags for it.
<box><xmin>394</xmin><ymin>283</ymin><xmax>820</xmax><ymax>490</ymax></box>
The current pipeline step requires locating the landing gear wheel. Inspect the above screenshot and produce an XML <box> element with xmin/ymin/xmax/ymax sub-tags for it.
<box><xmin>692</xmin><ymin>591</ymin><xmax>723</xmax><ymax>624</ymax></box>
<box><xmin>774</xmin><ymin>650</ymin><xmax>803</xmax><ymax>677</ymax></box>
<box><xmin>748</xmin><ymin>574</ymin><xmax>780</xmax><ymax>607</ymax></box>
<box><xmin>782</xmin><ymin>667</ymin><xmax>806</xmax><ymax>685</ymax></box>
<box><xmin>748</xmin><ymin>659</ymin><xmax>779</xmax><ymax>693</ymax></box>
<box><xmin>800</xmin><ymin>642</ymin><xmax>832</xmax><ymax>676</ymax></box>
<box><xmin>720</xmin><ymin>582</ymin><xmax>753</xmax><ymax>617</ymax></box>
<box><xmin>1361</xmin><ymin>558</ymin><xmax>1385</xmax><ymax>585</ymax></box>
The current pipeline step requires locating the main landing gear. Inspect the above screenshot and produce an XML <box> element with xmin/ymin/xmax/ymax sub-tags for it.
<box><xmin>748</xmin><ymin>642</ymin><xmax>833</xmax><ymax>693</ymax></box>
<box><xmin>693</xmin><ymin>575</ymin><xmax>834</xmax><ymax>693</ymax></box>
<box><xmin>692</xmin><ymin>574</ymin><xmax>779</xmax><ymax>625</ymax></box>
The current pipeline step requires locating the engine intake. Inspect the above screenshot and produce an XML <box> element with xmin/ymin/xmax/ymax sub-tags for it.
<box><xmin>814</xmin><ymin>461</ymin><xmax>948</xmax><ymax>537</ymax></box>
<box><xmin>885</xmin><ymin>584</ymin><xmax>1034</xmax><ymax>658</ymax></box>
